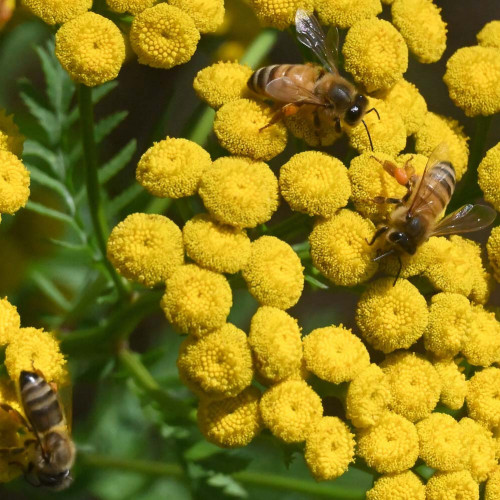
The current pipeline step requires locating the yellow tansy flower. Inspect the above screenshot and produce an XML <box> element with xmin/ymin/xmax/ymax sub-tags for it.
<box><xmin>177</xmin><ymin>323</ymin><xmax>253</xmax><ymax>399</ymax></box>
<box><xmin>478</xmin><ymin>20</ymin><xmax>500</xmax><ymax>49</ymax></box>
<box><xmin>343</xmin><ymin>19</ymin><xmax>408</xmax><ymax>92</ymax></box>
<box><xmin>249</xmin><ymin>307</ymin><xmax>303</xmax><ymax>384</ymax></box>
<box><xmin>129</xmin><ymin>4</ymin><xmax>200</xmax><ymax>69</ymax></box>
<box><xmin>366</xmin><ymin>471</ymin><xmax>425</xmax><ymax>500</ymax></box>
<box><xmin>382</xmin><ymin>79</ymin><xmax>427</xmax><ymax>136</ymax></box>
<box><xmin>136</xmin><ymin>137</ymin><xmax>211</xmax><ymax>199</ymax></box>
<box><xmin>5</xmin><ymin>327</ymin><xmax>67</xmax><ymax>387</ymax></box>
<box><xmin>22</xmin><ymin>0</ymin><xmax>91</xmax><ymax>25</ymax></box>
<box><xmin>423</xmin><ymin>293</ymin><xmax>471</xmax><ymax>358</ymax></box>
<box><xmin>356</xmin><ymin>278</ymin><xmax>428</xmax><ymax>353</ymax></box>
<box><xmin>242</xmin><ymin>236</ymin><xmax>304</xmax><ymax>310</ymax></box>
<box><xmin>259</xmin><ymin>379</ymin><xmax>322</xmax><ymax>443</ymax></box>
<box><xmin>304</xmin><ymin>417</ymin><xmax>355</xmax><ymax>481</ymax></box>
<box><xmin>478</xmin><ymin>142</ymin><xmax>500</xmax><ymax>212</ymax></box>
<box><xmin>199</xmin><ymin>156</ymin><xmax>279</xmax><ymax>228</ymax></box>
<box><xmin>55</xmin><ymin>12</ymin><xmax>126</xmax><ymax>87</ymax></box>
<box><xmin>356</xmin><ymin>411</ymin><xmax>419</xmax><ymax>474</ymax></box>
<box><xmin>309</xmin><ymin>209</ymin><xmax>378</xmax><ymax>286</ymax></box>
<box><xmin>0</xmin><ymin>110</ymin><xmax>24</xmax><ymax>157</ymax></box>
<box><xmin>444</xmin><ymin>46</ymin><xmax>500</xmax><ymax>117</ymax></box>
<box><xmin>433</xmin><ymin>359</ymin><xmax>467</xmax><ymax>410</ymax></box>
<box><xmin>303</xmin><ymin>325</ymin><xmax>370</xmax><ymax>384</ymax></box>
<box><xmin>316</xmin><ymin>0</ymin><xmax>381</xmax><ymax>29</ymax></box>
<box><xmin>107</xmin><ymin>213</ymin><xmax>184</xmax><ymax>287</ymax></box>
<box><xmin>486</xmin><ymin>466</ymin><xmax>500</xmax><ymax>500</ymax></box>
<box><xmin>248</xmin><ymin>0</ymin><xmax>313</xmax><ymax>30</ymax></box>
<box><xmin>346</xmin><ymin>98</ymin><xmax>407</xmax><ymax>155</ymax></box>
<box><xmin>415</xmin><ymin>112</ymin><xmax>468</xmax><ymax>180</ymax></box>
<box><xmin>161</xmin><ymin>264</ymin><xmax>232</xmax><ymax>335</ymax></box>
<box><xmin>279</xmin><ymin>151</ymin><xmax>351</xmax><ymax>218</ymax></box>
<box><xmin>391</xmin><ymin>0</ymin><xmax>447</xmax><ymax>63</ymax></box>
<box><xmin>425</xmin><ymin>471</ymin><xmax>479</xmax><ymax>500</ymax></box>
<box><xmin>346</xmin><ymin>364</ymin><xmax>391</xmax><ymax>429</ymax></box>
<box><xmin>487</xmin><ymin>226</ymin><xmax>500</xmax><ymax>281</ymax></box>
<box><xmin>459</xmin><ymin>417</ymin><xmax>497</xmax><ymax>482</ymax></box>
<box><xmin>416</xmin><ymin>413</ymin><xmax>466</xmax><ymax>471</ymax></box>
<box><xmin>213</xmin><ymin>99</ymin><xmax>287</xmax><ymax>161</ymax></box>
<box><xmin>466</xmin><ymin>368</ymin><xmax>500</xmax><ymax>430</ymax></box>
<box><xmin>106</xmin><ymin>0</ymin><xmax>155</xmax><ymax>14</ymax></box>
<box><xmin>197</xmin><ymin>386</ymin><xmax>263</xmax><ymax>448</ymax></box>
<box><xmin>0</xmin><ymin>297</ymin><xmax>20</xmax><ymax>346</ymax></box>
<box><xmin>0</xmin><ymin>150</ymin><xmax>30</xmax><ymax>215</ymax></box>
<box><xmin>193</xmin><ymin>62</ymin><xmax>253</xmax><ymax>109</ymax></box>
<box><xmin>169</xmin><ymin>0</ymin><xmax>224</xmax><ymax>33</ymax></box>
<box><xmin>182</xmin><ymin>213</ymin><xmax>251</xmax><ymax>274</ymax></box>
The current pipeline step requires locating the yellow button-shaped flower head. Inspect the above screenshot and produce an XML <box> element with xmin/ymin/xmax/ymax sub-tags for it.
<box><xmin>416</xmin><ymin>413</ymin><xmax>466</xmax><ymax>471</ymax></box>
<box><xmin>0</xmin><ymin>110</ymin><xmax>24</xmax><ymax>157</ymax></box>
<box><xmin>357</xmin><ymin>411</ymin><xmax>419</xmax><ymax>474</ymax></box>
<box><xmin>23</xmin><ymin>0</ymin><xmax>91</xmax><ymax>25</ymax></box>
<box><xmin>479</xmin><ymin>142</ymin><xmax>500</xmax><ymax>212</ymax></box>
<box><xmin>169</xmin><ymin>0</ymin><xmax>224</xmax><ymax>33</ymax></box>
<box><xmin>356</xmin><ymin>278</ymin><xmax>428</xmax><ymax>353</ymax></box>
<box><xmin>130</xmin><ymin>4</ymin><xmax>200</xmax><ymax>69</ymax></box>
<box><xmin>346</xmin><ymin>98</ymin><xmax>407</xmax><ymax>155</ymax></box>
<box><xmin>214</xmin><ymin>99</ymin><xmax>287</xmax><ymax>160</ymax></box>
<box><xmin>367</xmin><ymin>471</ymin><xmax>425</xmax><ymax>500</ymax></box>
<box><xmin>193</xmin><ymin>62</ymin><xmax>253</xmax><ymax>109</ymax></box>
<box><xmin>381</xmin><ymin>352</ymin><xmax>441</xmax><ymax>422</ymax></box>
<box><xmin>106</xmin><ymin>0</ymin><xmax>155</xmax><ymax>14</ymax></box>
<box><xmin>346</xmin><ymin>364</ymin><xmax>392</xmax><ymax>429</ymax></box>
<box><xmin>303</xmin><ymin>325</ymin><xmax>369</xmax><ymax>384</ymax></box>
<box><xmin>0</xmin><ymin>150</ymin><xmax>30</xmax><ymax>215</ymax></box>
<box><xmin>486</xmin><ymin>466</ymin><xmax>500</xmax><ymax>500</ymax></box>
<box><xmin>487</xmin><ymin>226</ymin><xmax>500</xmax><ymax>281</ymax></box>
<box><xmin>279</xmin><ymin>151</ymin><xmax>351</xmax><ymax>217</ymax></box>
<box><xmin>136</xmin><ymin>137</ymin><xmax>211</xmax><ymax>199</ymax></box>
<box><xmin>243</xmin><ymin>236</ymin><xmax>304</xmax><ymax>310</ymax></box>
<box><xmin>391</xmin><ymin>0</ymin><xmax>447</xmax><ymax>63</ymax></box>
<box><xmin>316</xmin><ymin>0</ymin><xmax>381</xmax><ymax>29</ymax></box>
<box><xmin>249</xmin><ymin>307</ymin><xmax>303</xmax><ymax>383</ymax></box>
<box><xmin>248</xmin><ymin>0</ymin><xmax>314</xmax><ymax>30</ymax></box>
<box><xmin>5</xmin><ymin>327</ymin><xmax>67</xmax><ymax>388</ymax></box>
<box><xmin>425</xmin><ymin>471</ymin><xmax>479</xmax><ymax>500</ymax></box>
<box><xmin>177</xmin><ymin>323</ymin><xmax>253</xmax><ymax>399</ymax></box>
<box><xmin>423</xmin><ymin>293</ymin><xmax>471</xmax><ymax>358</ymax></box>
<box><xmin>433</xmin><ymin>359</ymin><xmax>467</xmax><ymax>411</ymax></box>
<box><xmin>199</xmin><ymin>156</ymin><xmax>279</xmax><ymax>228</ymax></box>
<box><xmin>107</xmin><ymin>213</ymin><xmax>184</xmax><ymax>287</ymax></box>
<box><xmin>55</xmin><ymin>12</ymin><xmax>125</xmax><ymax>87</ymax></box>
<box><xmin>466</xmin><ymin>367</ymin><xmax>500</xmax><ymax>430</ymax></box>
<box><xmin>197</xmin><ymin>386</ymin><xmax>263</xmax><ymax>448</ymax></box>
<box><xmin>260</xmin><ymin>379</ymin><xmax>322</xmax><ymax>443</ymax></box>
<box><xmin>183</xmin><ymin>213</ymin><xmax>251</xmax><ymax>274</ymax></box>
<box><xmin>444</xmin><ymin>46</ymin><xmax>500</xmax><ymax>117</ymax></box>
<box><xmin>162</xmin><ymin>264</ymin><xmax>232</xmax><ymax>335</ymax></box>
<box><xmin>0</xmin><ymin>297</ymin><xmax>20</xmax><ymax>346</ymax></box>
<box><xmin>305</xmin><ymin>416</ymin><xmax>355</xmax><ymax>481</ymax></box>
<box><xmin>343</xmin><ymin>19</ymin><xmax>408</xmax><ymax>92</ymax></box>
<box><xmin>478</xmin><ymin>21</ymin><xmax>500</xmax><ymax>49</ymax></box>
<box><xmin>309</xmin><ymin>209</ymin><xmax>378</xmax><ymax>286</ymax></box>
<box><xmin>459</xmin><ymin>417</ymin><xmax>497</xmax><ymax>483</ymax></box>
<box><xmin>383</xmin><ymin>79</ymin><xmax>427</xmax><ymax>136</ymax></box>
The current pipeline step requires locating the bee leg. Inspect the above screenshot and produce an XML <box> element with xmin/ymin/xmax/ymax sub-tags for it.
<box><xmin>334</xmin><ymin>118</ymin><xmax>342</xmax><ymax>134</ymax></box>
<box><xmin>372</xmin><ymin>196</ymin><xmax>402</xmax><ymax>204</ymax></box>
<box><xmin>0</xmin><ymin>404</ymin><xmax>33</xmax><ymax>432</ymax></box>
<box><xmin>366</xmin><ymin>226</ymin><xmax>389</xmax><ymax>246</ymax></box>
<box><xmin>393</xmin><ymin>254</ymin><xmax>403</xmax><ymax>286</ymax></box>
<box><xmin>259</xmin><ymin>103</ymin><xmax>300</xmax><ymax>132</ymax></box>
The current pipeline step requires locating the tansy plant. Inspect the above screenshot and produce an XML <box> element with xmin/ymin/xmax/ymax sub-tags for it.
<box><xmin>0</xmin><ymin>0</ymin><xmax>499</xmax><ymax>499</ymax></box>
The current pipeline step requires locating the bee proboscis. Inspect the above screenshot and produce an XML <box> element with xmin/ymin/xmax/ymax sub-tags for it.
<box><xmin>247</xmin><ymin>9</ymin><xmax>379</xmax><ymax>149</ymax></box>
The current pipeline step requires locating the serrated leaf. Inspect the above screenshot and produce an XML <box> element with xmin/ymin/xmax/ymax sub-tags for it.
<box><xmin>93</xmin><ymin>80</ymin><xmax>119</xmax><ymax>104</ymax></box>
<box><xmin>305</xmin><ymin>274</ymin><xmax>329</xmax><ymax>290</ymax></box>
<box><xmin>25</xmin><ymin>200</ymin><xmax>74</xmax><ymax>225</ymax></box>
<box><xmin>23</xmin><ymin>140</ymin><xmax>66</xmax><ymax>178</ymax></box>
<box><xmin>31</xmin><ymin>270</ymin><xmax>71</xmax><ymax>311</ymax></box>
<box><xmin>95</xmin><ymin>110</ymin><xmax>128</xmax><ymax>143</ymax></box>
<box><xmin>184</xmin><ymin>441</ymin><xmax>222</xmax><ymax>463</ymax></box>
<box><xmin>279</xmin><ymin>442</ymin><xmax>303</xmax><ymax>469</ymax></box>
<box><xmin>207</xmin><ymin>474</ymin><xmax>247</xmax><ymax>498</ymax></box>
<box><xmin>99</xmin><ymin>139</ymin><xmax>137</xmax><ymax>184</ymax></box>
<box><xmin>108</xmin><ymin>183</ymin><xmax>144</xmax><ymax>215</ymax></box>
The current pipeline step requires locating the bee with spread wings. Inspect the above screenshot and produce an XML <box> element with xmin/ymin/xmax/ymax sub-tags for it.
<box><xmin>247</xmin><ymin>10</ymin><xmax>379</xmax><ymax>149</ymax></box>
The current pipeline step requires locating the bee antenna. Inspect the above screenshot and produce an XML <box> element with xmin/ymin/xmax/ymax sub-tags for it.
<box><xmin>393</xmin><ymin>254</ymin><xmax>402</xmax><ymax>286</ymax></box>
<box><xmin>372</xmin><ymin>248</ymin><xmax>395</xmax><ymax>262</ymax></box>
<box><xmin>366</xmin><ymin>107</ymin><xmax>380</xmax><ymax>120</ymax></box>
<box><xmin>361</xmin><ymin>119</ymin><xmax>374</xmax><ymax>152</ymax></box>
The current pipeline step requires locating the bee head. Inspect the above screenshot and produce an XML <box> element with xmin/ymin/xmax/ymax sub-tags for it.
<box><xmin>388</xmin><ymin>231</ymin><xmax>417</xmax><ymax>255</ymax></box>
<box><xmin>344</xmin><ymin>94</ymin><xmax>368</xmax><ymax>126</ymax></box>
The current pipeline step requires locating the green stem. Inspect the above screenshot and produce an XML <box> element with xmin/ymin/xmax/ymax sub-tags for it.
<box><xmin>78</xmin><ymin>84</ymin><xmax>128</xmax><ymax>299</ymax></box>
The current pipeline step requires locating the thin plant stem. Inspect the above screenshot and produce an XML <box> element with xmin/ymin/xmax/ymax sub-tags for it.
<box><xmin>78</xmin><ymin>84</ymin><xmax>129</xmax><ymax>299</ymax></box>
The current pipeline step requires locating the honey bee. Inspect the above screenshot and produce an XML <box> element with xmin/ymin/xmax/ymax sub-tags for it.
<box><xmin>369</xmin><ymin>143</ymin><xmax>497</xmax><ymax>280</ymax></box>
<box><xmin>0</xmin><ymin>371</ymin><xmax>75</xmax><ymax>490</ymax></box>
<box><xmin>248</xmin><ymin>9</ymin><xmax>379</xmax><ymax>149</ymax></box>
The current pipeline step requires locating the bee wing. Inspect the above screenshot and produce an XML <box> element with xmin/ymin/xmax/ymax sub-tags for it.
<box><xmin>429</xmin><ymin>204</ymin><xmax>497</xmax><ymax>237</ymax></box>
<box><xmin>58</xmin><ymin>382</ymin><xmax>73</xmax><ymax>434</ymax></box>
<box><xmin>295</xmin><ymin>9</ymin><xmax>339</xmax><ymax>74</ymax></box>
<box><xmin>265</xmin><ymin>77</ymin><xmax>324</xmax><ymax>104</ymax></box>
